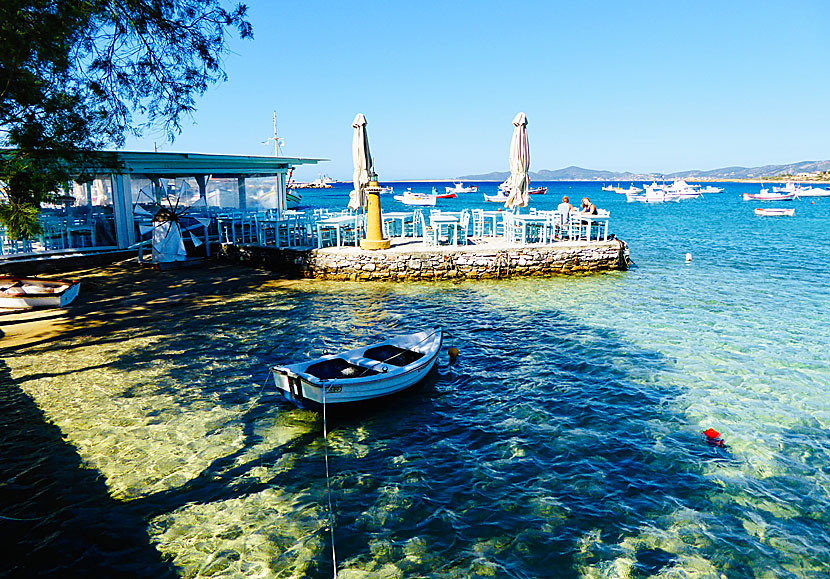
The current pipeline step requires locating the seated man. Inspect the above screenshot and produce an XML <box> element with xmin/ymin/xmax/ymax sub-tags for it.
<box><xmin>580</xmin><ymin>197</ymin><xmax>598</xmax><ymax>215</ymax></box>
<box><xmin>557</xmin><ymin>196</ymin><xmax>573</xmax><ymax>213</ymax></box>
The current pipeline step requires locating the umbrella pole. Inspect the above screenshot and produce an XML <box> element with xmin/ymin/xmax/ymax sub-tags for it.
<box><xmin>360</xmin><ymin>183</ymin><xmax>390</xmax><ymax>250</ymax></box>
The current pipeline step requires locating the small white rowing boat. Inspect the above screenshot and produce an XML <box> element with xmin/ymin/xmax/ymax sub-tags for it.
<box><xmin>272</xmin><ymin>328</ymin><xmax>443</xmax><ymax>409</ymax></box>
<box><xmin>0</xmin><ymin>277</ymin><xmax>81</xmax><ymax>309</ymax></box>
<box><xmin>754</xmin><ymin>208</ymin><xmax>795</xmax><ymax>216</ymax></box>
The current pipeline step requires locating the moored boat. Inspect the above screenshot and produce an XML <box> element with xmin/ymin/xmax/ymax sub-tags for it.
<box><xmin>770</xmin><ymin>182</ymin><xmax>805</xmax><ymax>194</ymax></box>
<box><xmin>0</xmin><ymin>277</ymin><xmax>81</xmax><ymax>309</ymax></box>
<box><xmin>743</xmin><ymin>190</ymin><xmax>796</xmax><ymax>201</ymax></box>
<box><xmin>528</xmin><ymin>186</ymin><xmax>547</xmax><ymax>195</ymax></box>
<box><xmin>432</xmin><ymin>187</ymin><xmax>457</xmax><ymax>199</ymax></box>
<box><xmin>445</xmin><ymin>182</ymin><xmax>478</xmax><ymax>194</ymax></box>
<box><xmin>272</xmin><ymin>328</ymin><xmax>443</xmax><ymax>409</ymax></box>
<box><xmin>627</xmin><ymin>184</ymin><xmax>679</xmax><ymax>203</ymax></box>
<box><xmin>789</xmin><ymin>186</ymin><xmax>830</xmax><ymax>197</ymax></box>
<box><xmin>484</xmin><ymin>192</ymin><xmax>510</xmax><ymax>203</ymax></box>
<box><xmin>700</xmin><ymin>185</ymin><xmax>725</xmax><ymax>194</ymax></box>
<box><xmin>754</xmin><ymin>208</ymin><xmax>795</xmax><ymax>216</ymax></box>
<box><xmin>394</xmin><ymin>189</ymin><xmax>437</xmax><ymax>206</ymax></box>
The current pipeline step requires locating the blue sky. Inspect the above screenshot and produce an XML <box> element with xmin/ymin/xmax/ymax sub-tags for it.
<box><xmin>124</xmin><ymin>1</ymin><xmax>830</xmax><ymax>180</ymax></box>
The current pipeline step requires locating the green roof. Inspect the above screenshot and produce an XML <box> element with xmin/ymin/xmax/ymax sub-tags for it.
<box><xmin>102</xmin><ymin>150</ymin><xmax>323</xmax><ymax>177</ymax></box>
<box><xmin>1</xmin><ymin>149</ymin><xmax>324</xmax><ymax>178</ymax></box>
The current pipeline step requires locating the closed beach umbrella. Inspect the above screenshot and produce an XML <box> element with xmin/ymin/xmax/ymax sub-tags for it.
<box><xmin>505</xmin><ymin>112</ymin><xmax>530</xmax><ymax>209</ymax></box>
<box><xmin>348</xmin><ymin>113</ymin><xmax>373</xmax><ymax>211</ymax></box>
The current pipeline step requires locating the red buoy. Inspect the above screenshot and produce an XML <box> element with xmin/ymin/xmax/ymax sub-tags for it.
<box><xmin>704</xmin><ymin>428</ymin><xmax>725</xmax><ymax>447</ymax></box>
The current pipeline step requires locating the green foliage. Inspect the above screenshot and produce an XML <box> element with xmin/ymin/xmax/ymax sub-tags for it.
<box><xmin>0</xmin><ymin>198</ymin><xmax>42</xmax><ymax>240</ymax></box>
<box><xmin>0</xmin><ymin>0</ymin><xmax>252</xmax><ymax>238</ymax></box>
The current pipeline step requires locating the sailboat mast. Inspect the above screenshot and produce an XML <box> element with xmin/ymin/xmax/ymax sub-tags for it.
<box><xmin>274</xmin><ymin>111</ymin><xmax>280</xmax><ymax>157</ymax></box>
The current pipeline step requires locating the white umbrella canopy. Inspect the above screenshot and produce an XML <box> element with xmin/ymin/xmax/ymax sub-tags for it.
<box><xmin>505</xmin><ymin>112</ymin><xmax>530</xmax><ymax>209</ymax></box>
<box><xmin>349</xmin><ymin>113</ymin><xmax>373</xmax><ymax>211</ymax></box>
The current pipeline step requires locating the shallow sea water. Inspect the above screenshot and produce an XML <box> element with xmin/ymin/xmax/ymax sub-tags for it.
<box><xmin>3</xmin><ymin>182</ymin><xmax>830</xmax><ymax>578</ymax></box>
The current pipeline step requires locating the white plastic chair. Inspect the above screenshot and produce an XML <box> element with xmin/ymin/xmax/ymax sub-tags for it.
<box><xmin>457</xmin><ymin>210</ymin><xmax>471</xmax><ymax>245</ymax></box>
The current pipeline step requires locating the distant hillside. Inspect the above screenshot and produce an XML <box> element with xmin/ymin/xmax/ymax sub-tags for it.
<box><xmin>461</xmin><ymin>160</ymin><xmax>830</xmax><ymax>181</ymax></box>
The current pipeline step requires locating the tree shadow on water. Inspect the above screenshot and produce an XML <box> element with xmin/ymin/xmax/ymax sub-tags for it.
<box><xmin>0</xmin><ymin>360</ymin><xmax>178</xmax><ymax>578</ymax></box>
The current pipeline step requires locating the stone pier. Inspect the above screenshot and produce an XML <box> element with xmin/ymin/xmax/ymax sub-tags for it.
<box><xmin>218</xmin><ymin>237</ymin><xmax>630</xmax><ymax>281</ymax></box>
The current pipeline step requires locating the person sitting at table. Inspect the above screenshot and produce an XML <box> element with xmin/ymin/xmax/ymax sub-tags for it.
<box><xmin>557</xmin><ymin>196</ymin><xmax>573</xmax><ymax>213</ymax></box>
<box><xmin>580</xmin><ymin>197</ymin><xmax>598</xmax><ymax>215</ymax></box>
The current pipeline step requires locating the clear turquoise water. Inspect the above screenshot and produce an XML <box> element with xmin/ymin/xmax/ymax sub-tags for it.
<box><xmin>4</xmin><ymin>181</ymin><xmax>830</xmax><ymax>577</ymax></box>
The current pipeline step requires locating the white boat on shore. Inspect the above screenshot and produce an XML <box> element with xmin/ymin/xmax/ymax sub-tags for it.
<box><xmin>445</xmin><ymin>182</ymin><xmax>478</xmax><ymax>194</ymax></box>
<box><xmin>0</xmin><ymin>277</ymin><xmax>81</xmax><ymax>309</ymax></box>
<box><xmin>393</xmin><ymin>189</ymin><xmax>437</xmax><ymax>206</ymax></box>
<box><xmin>755</xmin><ymin>208</ymin><xmax>795</xmax><ymax>216</ymax></box>
<box><xmin>272</xmin><ymin>328</ymin><xmax>443</xmax><ymax>409</ymax></box>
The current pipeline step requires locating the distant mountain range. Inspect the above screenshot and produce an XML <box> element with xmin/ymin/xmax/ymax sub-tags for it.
<box><xmin>461</xmin><ymin>160</ymin><xmax>830</xmax><ymax>181</ymax></box>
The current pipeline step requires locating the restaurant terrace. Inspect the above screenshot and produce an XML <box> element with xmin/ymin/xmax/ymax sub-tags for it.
<box><xmin>0</xmin><ymin>150</ymin><xmax>321</xmax><ymax>256</ymax></box>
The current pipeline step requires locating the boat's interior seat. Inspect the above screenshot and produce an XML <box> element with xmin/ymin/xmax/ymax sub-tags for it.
<box><xmin>362</xmin><ymin>345</ymin><xmax>424</xmax><ymax>367</ymax></box>
<box><xmin>305</xmin><ymin>358</ymin><xmax>380</xmax><ymax>379</ymax></box>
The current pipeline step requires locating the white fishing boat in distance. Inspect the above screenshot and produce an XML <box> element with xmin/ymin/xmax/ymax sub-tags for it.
<box><xmin>272</xmin><ymin>328</ymin><xmax>443</xmax><ymax>409</ymax></box>
<box><xmin>445</xmin><ymin>182</ymin><xmax>478</xmax><ymax>194</ymax></box>
<box><xmin>743</xmin><ymin>190</ymin><xmax>796</xmax><ymax>201</ymax></box>
<box><xmin>393</xmin><ymin>189</ymin><xmax>437</xmax><ymax>206</ymax></box>
<box><xmin>0</xmin><ymin>277</ymin><xmax>81</xmax><ymax>309</ymax></box>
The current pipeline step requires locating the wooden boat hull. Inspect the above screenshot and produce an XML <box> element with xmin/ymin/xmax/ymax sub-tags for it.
<box><xmin>272</xmin><ymin>328</ymin><xmax>443</xmax><ymax>409</ymax></box>
<box><xmin>528</xmin><ymin>187</ymin><xmax>547</xmax><ymax>195</ymax></box>
<box><xmin>754</xmin><ymin>208</ymin><xmax>795</xmax><ymax>216</ymax></box>
<box><xmin>484</xmin><ymin>194</ymin><xmax>509</xmax><ymax>203</ymax></box>
<box><xmin>0</xmin><ymin>278</ymin><xmax>81</xmax><ymax>309</ymax></box>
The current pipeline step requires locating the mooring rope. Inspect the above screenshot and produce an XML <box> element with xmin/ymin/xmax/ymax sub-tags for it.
<box><xmin>321</xmin><ymin>384</ymin><xmax>338</xmax><ymax>579</ymax></box>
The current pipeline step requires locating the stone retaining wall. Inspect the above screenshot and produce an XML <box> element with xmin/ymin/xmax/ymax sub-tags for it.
<box><xmin>219</xmin><ymin>239</ymin><xmax>629</xmax><ymax>281</ymax></box>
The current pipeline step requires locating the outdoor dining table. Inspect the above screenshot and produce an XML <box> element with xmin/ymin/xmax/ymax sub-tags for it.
<box><xmin>381</xmin><ymin>211</ymin><xmax>413</xmax><ymax>237</ymax></box>
<box><xmin>316</xmin><ymin>213</ymin><xmax>362</xmax><ymax>248</ymax></box>
<box><xmin>430</xmin><ymin>213</ymin><xmax>460</xmax><ymax>246</ymax></box>
<box><xmin>509</xmin><ymin>213</ymin><xmax>551</xmax><ymax>244</ymax></box>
